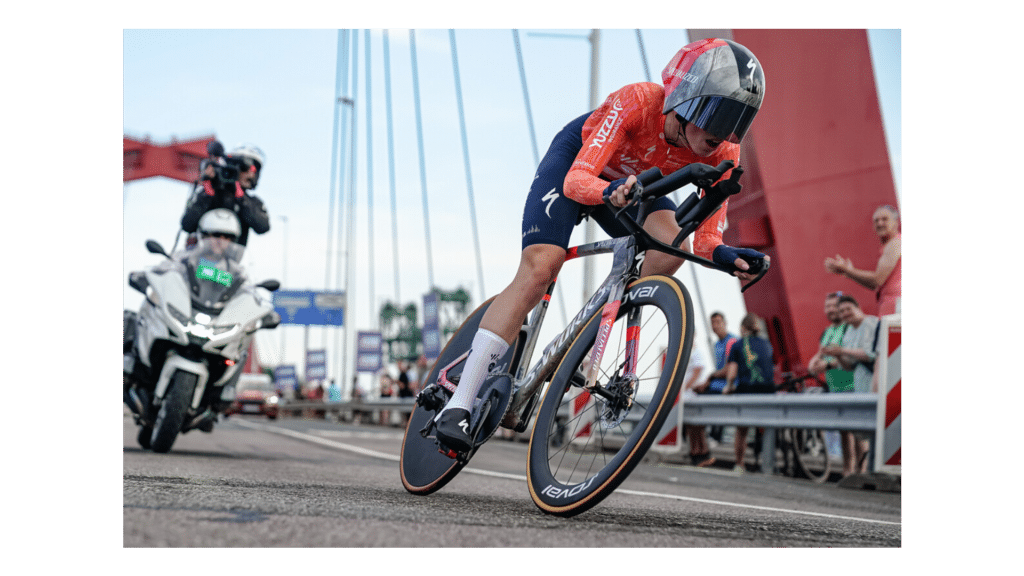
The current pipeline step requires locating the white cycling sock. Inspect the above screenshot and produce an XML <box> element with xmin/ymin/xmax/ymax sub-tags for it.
<box><xmin>442</xmin><ymin>328</ymin><xmax>509</xmax><ymax>413</ymax></box>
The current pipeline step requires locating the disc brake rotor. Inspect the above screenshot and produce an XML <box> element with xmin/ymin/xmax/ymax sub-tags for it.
<box><xmin>597</xmin><ymin>374</ymin><xmax>638</xmax><ymax>428</ymax></box>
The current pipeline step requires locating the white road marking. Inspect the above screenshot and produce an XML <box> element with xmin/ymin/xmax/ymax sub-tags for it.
<box><xmin>235</xmin><ymin>420</ymin><xmax>900</xmax><ymax>526</ymax></box>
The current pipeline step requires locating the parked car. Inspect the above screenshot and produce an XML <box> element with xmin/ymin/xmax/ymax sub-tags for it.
<box><xmin>226</xmin><ymin>374</ymin><xmax>280</xmax><ymax>419</ymax></box>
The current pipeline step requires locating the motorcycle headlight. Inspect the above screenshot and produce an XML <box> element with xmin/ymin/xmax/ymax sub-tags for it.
<box><xmin>145</xmin><ymin>285</ymin><xmax>163</xmax><ymax>308</ymax></box>
<box><xmin>265</xmin><ymin>395</ymin><xmax>280</xmax><ymax>405</ymax></box>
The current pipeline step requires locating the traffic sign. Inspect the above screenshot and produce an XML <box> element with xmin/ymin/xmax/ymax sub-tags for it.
<box><xmin>273</xmin><ymin>290</ymin><xmax>345</xmax><ymax>326</ymax></box>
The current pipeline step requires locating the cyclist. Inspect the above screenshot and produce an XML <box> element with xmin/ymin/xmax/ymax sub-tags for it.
<box><xmin>181</xmin><ymin>142</ymin><xmax>271</xmax><ymax>247</ymax></box>
<box><xmin>435</xmin><ymin>38</ymin><xmax>770</xmax><ymax>453</ymax></box>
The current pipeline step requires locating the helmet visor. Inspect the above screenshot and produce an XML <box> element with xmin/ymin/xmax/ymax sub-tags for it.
<box><xmin>673</xmin><ymin>96</ymin><xmax>759</xmax><ymax>144</ymax></box>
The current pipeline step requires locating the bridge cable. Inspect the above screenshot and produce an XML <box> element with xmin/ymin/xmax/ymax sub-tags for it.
<box><xmin>382</xmin><ymin>30</ymin><xmax>402</xmax><ymax>304</ymax></box>
<box><xmin>326</xmin><ymin>29</ymin><xmax>351</xmax><ymax>356</ymax></box>
<box><xmin>409</xmin><ymin>29</ymin><xmax>437</xmax><ymax>291</ymax></box>
<box><xmin>512</xmin><ymin>29</ymin><xmax>568</xmax><ymax>326</ymax></box>
<box><xmin>365</xmin><ymin>30</ymin><xmax>376</xmax><ymax>327</ymax></box>
<box><xmin>448</xmin><ymin>30</ymin><xmax>486</xmax><ymax>302</ymax></box>
<box><xmin>341</xmin><ymin>29</ymin><xmax>361</xmax><ymax>396</ymax></box>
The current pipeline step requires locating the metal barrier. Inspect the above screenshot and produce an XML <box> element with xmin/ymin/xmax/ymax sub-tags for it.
<box><xmin>274</xmin><ymin>393</ymin><xmax>882</xmax><ymax>474</ymax></box>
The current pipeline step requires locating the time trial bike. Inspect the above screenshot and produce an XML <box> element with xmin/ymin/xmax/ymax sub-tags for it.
<box><xmin>400</xmin><ymin>160</ymin><xmax>768</xmax><ymax>517</ymax></box>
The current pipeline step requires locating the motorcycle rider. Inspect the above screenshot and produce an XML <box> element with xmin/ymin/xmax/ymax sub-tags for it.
<box><xmin>124</xmin><ymin>209</ymin><xmax>244</xmax><ymax>386</ymax></box>
<box><xmin>181</xmin><ymin>142</ymin><xmax>271</xmax><ymax>246</ymax></box>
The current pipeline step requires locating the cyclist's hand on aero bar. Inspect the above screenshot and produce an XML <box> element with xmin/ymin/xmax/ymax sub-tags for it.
<box><xmin>713</xmin><ymin>245</ymin><xmax>770</xmax><ymax>283</ymax></box>
<box><xmin>602</xmin><ymin>175</ymin><xmax>638</xmax><ymax>208</ymax></box>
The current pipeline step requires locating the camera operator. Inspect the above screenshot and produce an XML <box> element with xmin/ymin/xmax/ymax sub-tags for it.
<box><xmin>181</xmin><ymin>141</ymin><xmax>270</xmax><ymax>246</ymax></box>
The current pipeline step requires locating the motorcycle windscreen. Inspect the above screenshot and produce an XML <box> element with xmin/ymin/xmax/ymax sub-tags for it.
<box><xmin>187</xmin><ymin>240</ymin><xmax>246</xmax><ymax>310</ymax></box>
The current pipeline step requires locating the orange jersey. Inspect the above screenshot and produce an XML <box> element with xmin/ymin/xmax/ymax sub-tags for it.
<box><xmin>564</xmin><ymin>82</ymin><xmax>739</xmax><ymax>259</ymax></box>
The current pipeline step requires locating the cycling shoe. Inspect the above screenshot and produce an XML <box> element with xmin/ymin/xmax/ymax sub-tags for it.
<box><xmin>435</xmin><ymin>407</ymin><xmax>474</xmax><ymax>454</ymax></box>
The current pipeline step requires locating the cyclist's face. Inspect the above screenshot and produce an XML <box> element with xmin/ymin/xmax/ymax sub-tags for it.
<box><xmin>664</xmin><ymin>113</ymin><xmax>724</xmax><ymax>156</ymax></box>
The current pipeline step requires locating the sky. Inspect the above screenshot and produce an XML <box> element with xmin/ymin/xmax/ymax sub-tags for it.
<box><xmin>123</xmin><ymin>28</ymin><xmax>901</xmax><ymax>396</ymax></box>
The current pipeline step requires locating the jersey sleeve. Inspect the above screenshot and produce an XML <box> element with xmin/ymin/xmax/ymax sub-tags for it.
<box><xmin>690</xmin><ymin>142</ymin><xmax>740</xmax><ymax>260</ymax></box>
<box><xmin>563</xmin><ymin>84</ymin><xmax>652</xmax><ymax>205</ymax></box>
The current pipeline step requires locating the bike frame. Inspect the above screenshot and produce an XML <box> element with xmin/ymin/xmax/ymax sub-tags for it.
<box><xmin>498</xmin><ymin>231</ymin><xmax>649</xmax><ymax>431</ymax></box>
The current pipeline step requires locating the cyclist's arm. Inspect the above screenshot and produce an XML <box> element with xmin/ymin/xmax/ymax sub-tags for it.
<box><xmin>688</xmin><ymin>142</ymin><xmax>738</xmax><ymax>260</ymax></box>
<box><xmin>564</xmin><ymin>86</ymin><xmax>648</xmax><ymax>205</ymax></box>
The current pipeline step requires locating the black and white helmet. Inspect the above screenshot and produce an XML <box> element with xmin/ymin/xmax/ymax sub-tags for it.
<box><xmin>662</xmin><ymin>38</ymin><xmax>765</xmax><ymax>144</ymax></box>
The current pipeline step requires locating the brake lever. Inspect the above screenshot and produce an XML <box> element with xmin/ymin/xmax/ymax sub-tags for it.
<box><xmin>738</xmin><ymin>254</ymin><xmax>770</xmax><ymax>293</ymax></box>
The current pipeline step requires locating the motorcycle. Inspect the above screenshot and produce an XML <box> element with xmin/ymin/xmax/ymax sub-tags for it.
<box><xmin>123</xmin><ymin>227</ymin><xmax>281</xmax><ymax>453</ymax></box>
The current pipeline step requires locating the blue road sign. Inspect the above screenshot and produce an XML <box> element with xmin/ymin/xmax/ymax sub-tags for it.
<box><xmin>306</xmin><ymin>349</ymin><xmax>327</xmax><ymax>381</ymax></box>
<box><xmin>423</xmin><ymin>292</ymin><xmax>440</xmax><ymax>361</ymax></box>
<box><xmin>273</xmin><ymin>290</ymin><xmax>346</xmax><ymax>326</ymax></box>
<box><xmin>356</xmin><ymin>331</ymin><xmax>383</xmax><ymax>373</ymax></box>
<box><xmin>274</xmin><ymin>365</ymin><xmax>298</xmax><ymax>391</ymax></box>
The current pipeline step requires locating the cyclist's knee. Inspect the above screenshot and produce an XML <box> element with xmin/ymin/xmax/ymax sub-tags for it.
<box><xmin>517</xmin><ymin>244</ymin><xmax>565</xmax><ymax>289</ymax></box>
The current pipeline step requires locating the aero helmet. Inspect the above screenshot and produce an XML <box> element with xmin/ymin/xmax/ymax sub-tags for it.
<box><xmin>198</xmin><ymin>208</ymin><xmax>241</xmax><ymax>241</ymax></box>
<box><xmin>662</xmin><ymin>38</ymin><xmax>765</xmax><ymax>144</ymax></box>
<box><xmin>228</xmin><ymin>144</ymin><xmax>266</xmax><ymax>188</ymax></box>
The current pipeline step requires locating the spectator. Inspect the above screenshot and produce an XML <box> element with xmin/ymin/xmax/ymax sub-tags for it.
<box><xmin>701</xmin><ymin>311</ymin><xmax>739</xmax><ymax>443</ymax></box>
<box><xmin>824</xmin><ymin>205</ymin><xmax>901</xmax><ymax>315</ymax></box>
<box><xmin>807</xmin><ymin>292</ymin><xmax>854</xmax><ymax>393</ymax></box>
<box><xmin>807</xmin><ymin>291</ymin><xmax>858</xmax><ymax>478</ymax></box>
<box><xmin>182</xmin><ymin>142</ymin><xmax>271</xmax><ymax>247</ymax></box>
<box><xmin>307</xmin><ymin>381</ymin><xmax>325</xmax><ymax>419</ymax></box>
<box><xmin>379</xmin><ymin>374</ymin><xmax>395</xmax><ymax>426</ymax></box>
<box><xmin>724</xmin><ymin>313</ymin><xmax>775</xmax><ymax>473</ymax></box>
<box><xmin>327</xmin><ymin>379</ymin><xmax>342</xmax><ymax>402</ymax></box>
<box><xmin>821</xmin><ymin>294</ymin><xmax>879</xmax><ymax>476</ymax></box>
<box><xmin>680</xmin><ymin>346</ymin><xmax>713</xmax><ymax>467</ymax></box>
<box><xmin>351</xmin><ymin>377</ymin><xmax>366</xmax><ymax>425</ymax></box>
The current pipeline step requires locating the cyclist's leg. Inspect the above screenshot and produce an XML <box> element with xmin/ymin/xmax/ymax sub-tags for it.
<box><xmin>436</xmin><ymin>114</ymin><xmax>586</xmax><ymax>448</ymax></box>
<box><xmin>441</xmin><ymin>244</ymin><xmax>564</xmax><ymax>412</ymax></box>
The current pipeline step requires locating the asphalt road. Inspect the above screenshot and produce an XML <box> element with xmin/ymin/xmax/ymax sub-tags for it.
<box><xmin>123</xmin><ymin>413</ymin><xmax>901</xmax><ymax>547</ymax></box>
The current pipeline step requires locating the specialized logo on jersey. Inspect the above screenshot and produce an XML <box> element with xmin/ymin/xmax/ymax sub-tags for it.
<box><xmin>541</xmin><ymin>188</ymin><xmax>559</xmax><ymax>218</ymax></box>
<box><xmin>588</xmin><ymin>99</ymin><xmax>624</xmax><ymax>150</ymax></box>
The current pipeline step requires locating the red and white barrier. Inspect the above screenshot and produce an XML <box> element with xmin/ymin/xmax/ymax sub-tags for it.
<box><xmin>650</xmin><ymin>392</ymin><xmax>684</xmax><ymax>452</ymax></box>
<box><xmin>874</xmin><ymin>314</ymin><xmax>901</xmax><ymax>473</ymax></box>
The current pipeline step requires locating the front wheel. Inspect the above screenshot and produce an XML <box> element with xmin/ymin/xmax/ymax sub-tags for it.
<box><xmin>150</xmin><ymin>371</ymin><xmax>197</xmax><ymax>454</ymax></box>
<box><xmin>527</xmin><ymin>276</ymin><xmax>694</xmax><ymax>517</ymax></box>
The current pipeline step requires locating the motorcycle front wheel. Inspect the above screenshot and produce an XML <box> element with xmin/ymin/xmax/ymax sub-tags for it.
<box><xmin>150</xmin><ymin>371</ymin><xmax>197</xmax><ymax>453</ymax></box>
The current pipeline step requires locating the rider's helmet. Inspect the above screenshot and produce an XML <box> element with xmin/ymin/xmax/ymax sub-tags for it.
<box><xmin>661</xmin><ymin>38</ymin><xmax>765</xmax><ymax>144</ymax></box>
<box><xmin>228</xmin><ymin>144</ymin><xmax>266</xmax><ymax>188</ymax></box>
<box><xmin>198</xmin><ymin>208</ymin><xmax>241</xmax><ymax>242</ymax></box>
<box><xmin>196</xmin><ymin>208</ymin><xmax>244</xmax><ymax>263</ymax></box>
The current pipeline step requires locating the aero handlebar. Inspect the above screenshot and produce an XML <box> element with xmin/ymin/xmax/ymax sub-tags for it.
<box><xmin>604</xmin><ymin>160</ymin><xmax>770</xmax><ymax>292</ymax></box>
